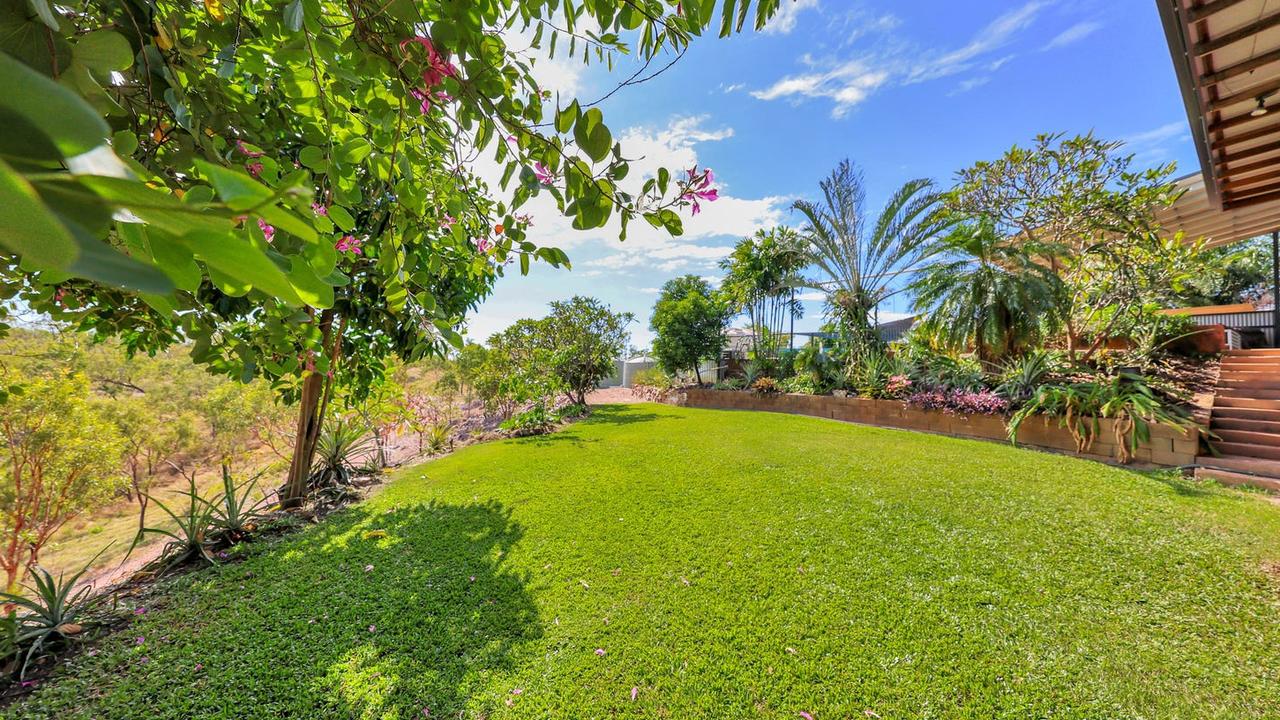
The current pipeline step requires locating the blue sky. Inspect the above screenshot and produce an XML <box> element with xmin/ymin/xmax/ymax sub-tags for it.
<box><xmin>467</xmin><ymin>0</ymin><xmax>1199</xmax><ymax>347</ymax></box>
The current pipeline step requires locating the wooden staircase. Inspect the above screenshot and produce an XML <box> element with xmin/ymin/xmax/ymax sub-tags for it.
<box><xmin>1197</xmin><ymin>348</ymin><xmax>1280</xmax><ymax>490</ymax></box>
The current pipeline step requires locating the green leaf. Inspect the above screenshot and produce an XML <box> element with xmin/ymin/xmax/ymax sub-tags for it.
<box><xmin>64</xmin><ymin>227</ymin><xmax>174</xmax><ymax>295</ymax></box>
<box><xmin>257</xmin><ymin>205</ymin><xmax>318</xmax><ymax>243</ymax></box>
<box><xmin>0</xmin><ymin>51</ymin><xmax>109</xmax><ymax>158</ymax></box>
<box><xmin>141</xmin><ymin>229</ymin><xmax>202</xmax><ymax>292</ymax></box>
<box><xmin>299</xmin><ymin>145</ymin><xmax>328</xmax><ymax>170</ymax></box>
<box><xmin>556</xmin><ymin>100</ymin><xmax>579</xmax><ymax>134</ymax></box>
<box><xmin>193</xmin><ymin>159</ymin><xmax>273</xmax><ymax>210</ymax></box>
<box><xmin>573</xmin><ymin>107</ymin><xmax>611</xmax><ymax>163</ymax></box>
<box><xmin>25</xmin><ymin>0</ymin><xmax>58</xmax><ymax>30</ymax></box>
<box><xmin>180</xmin><ymin>230</ymin><xmax>304</xmax><ymax>306</ymax></box>
<box><xmin>0</xmin><ymin>157</ymin><xmax>78</xmax><ymax>269</ymax></box>
<box><xmin>328</xmin><ymin>205</ymin><xmax>356</xmax><ymax>232</ymax></box>
<box><xmin>74</xmin><ymin>30</ymin><xmax>134</xmax><ymax>73</ymax></box>
<box><xmin>337</xmin><ymin>138</ymin><xmax>372</xmax><ymax>164</ymax></box>
<box><xmin>287</xmin><ymin>257</ymin><xmax>334</xmax><ymax>308</ymax></box>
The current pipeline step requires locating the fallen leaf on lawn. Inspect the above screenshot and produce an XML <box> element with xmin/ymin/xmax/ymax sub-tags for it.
<box><xmin>56</xmin><ymin>623</ymin><xmax>82</xmax><ymax>635</ymax></box>
<box><xmin>579</xmin><ymin>579</ymin><xmax>590</xmax><ymax>589</ymax></box>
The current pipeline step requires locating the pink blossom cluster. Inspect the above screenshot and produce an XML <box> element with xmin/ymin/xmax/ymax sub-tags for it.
<box><xmin>679</xmin><ymin>165</ymin><xmax>719</xmax><ymax>215</ymax></box>
<box><xmin>400</xmin><ymin>37</ymin><xmax>457</xmax><ymax>112</ymax></box>
<box><xmin>335</xmin><ymin>234</ymin><xmax>362</xmax><ymax>255</ymax></box>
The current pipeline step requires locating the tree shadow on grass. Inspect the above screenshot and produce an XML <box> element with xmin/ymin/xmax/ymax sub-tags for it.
<box><xmin>583</xmin><ymin>404</ymin><xmax>678</xmax><ymax>426</ymax></box>
<box><xmin>38</xmin><ymin>501</ymin><xmax>541</xmax><ymax>719</ymax></box>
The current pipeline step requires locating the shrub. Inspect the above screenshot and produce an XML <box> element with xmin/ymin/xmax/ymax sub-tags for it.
<box><xmin>712</xmin><ymin>377</ymin><xmax>746</xmax><ymax>391</ymax></box>
<box><xmin>751</xmin><ymin>377</ymin><xmax>781</xmax><ymax>394</ymax></box>
<box><xmin>208</xmin><ymin>466</ymin><xmax>273</xmax><ymax>546</ymax></box>
<box><xmin>996</xmin><ymin>350</ymin><xmax>1063</xmax><ymax>404</ymax></box>
<box><xmin>906</xmin><ymin>388</ymin><xmax>1008</xmax><ymax>415</ymax></box>
<box><xmin>557</xmin><ymin>403</ymin><xmax>590</xmax><ymax>420</ymax></box>
<box><xmin>134</xmin><ymin>474</ymin><xmax>218</xmax><ymax>574</ymax></box>
<box><xmin>500</xmin><ymin>404</ymin><xmax>557</xmax><ymax>437</ymax></box>
<box><xmin>424</xmin><ymin>422</ymin><xmax>453</xmax><ymax>455</ymax></box>
<box><xmin>0</xmin><ymin>559</ymin><xmax>99</xmax><ymax>679</ymax></box>
<box><xmin>850</xmin><ymin>351</ymin><xmax>910</xmax><ymax>398</ymax></box>
<box><xmin>631</xmin><ymin>367</ymin><xmax>671</xmax><ymax>389</ymax></box>
<box><xmin>1007</xmin><ymin>372</ymin><xmax>1195</xmax><ymax>463</ymax></box>
<box><xmin>779</xmin><ymin>375</ymin><xmax>821</xmax><ymax>395</ymax></box>
<box><xmin>310</xmin><ymin>420</ymin><xmax>376</xmax><ymax>489</ymax></box>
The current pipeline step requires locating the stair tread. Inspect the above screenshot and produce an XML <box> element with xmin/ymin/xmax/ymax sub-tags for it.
<box><xmin>1212</xmin><ymin>429</ymin><xmax>1280</xmax><ymax>446</ymax></box>
<box><xmin>1210</xmin><ymin>417</ymin><xmax>1280</xmax><ymax>432</ymax></box>
<box><xmin>1196</xmin><ymin>453</ymin><xmax>1280</xmax><ymax>478</ymax></box>
<box><xmin>1194</xmin><ymin>466</ymin><xmax>1280</xmax><ymax>491</ymax></box>
<box><xmin>1208</xmin><ymin>441</ymin><xmax>1280</xmax><ymax>460</ymax></box>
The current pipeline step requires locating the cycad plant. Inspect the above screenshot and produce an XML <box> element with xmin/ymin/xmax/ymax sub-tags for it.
<box><xmin>209</xmin><ymin>466</ymin><xmax>274</xmax><ymax>545</ymax></box>
<box><xmin>909</xmin><ymin>219</ymin><xmax>1065</xmax><ymax>369</ymax></box>
<box><xmin>793</xmin><ymin>160</ymin><xmax>951</xmax><ymax>356</ymax></box>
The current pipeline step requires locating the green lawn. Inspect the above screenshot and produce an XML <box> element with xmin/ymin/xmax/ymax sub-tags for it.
<box><xmin>9</xmin><ymin>403</ymin><xmax>1280</xmax><ymax>719</ymax></box>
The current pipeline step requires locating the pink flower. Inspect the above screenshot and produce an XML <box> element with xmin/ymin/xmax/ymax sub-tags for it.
<box><xmin>136</xmin><ymin>636</ymin><xmax>145</xmax><ymax>645</ymax></box>
<box><xmin>311</xmin><ymin>203</ymin><xmax>328</xmax><ymax>216</ymax></box>
<box><xmin>440</xmin><ymin>214</ymin><xmax>456</xmax><ymax>229</ymax></box>
<box><xmin>474</xmin><ymin>237</ymin><xmax>494</xmax><ymax>253</ymax></box>
<box><xmin>532</xmin><ymin>162</ymin><xmax>556</xmax><ymax>185</ymax></box>
<box><xmin>510</xmin><ymin>688</ymin><xmax>523</xmax><ymax>695</ymax></box>
<box><xmin>434</xmin><ymin>90</ymin><xmax>454</xmax><ymax>103</ymax></box>
<box><xmin>368</xmin><ymin>625</ymin><xmax>376</xmax><ymax>633</ymax></box>
<box><xmin>594</xmin><ymin>648</ymin><xmax>606</xmax><ymax>657</ymax></box>
<box><xmin>400</xmin><ymin>36</ymin><xmax>458</xmax><ymax>100</ymax></box>
<box><xmin>246</xmin><ymin>161</ymin><xmax>264</xmax><ymax>179</ymax></box>
<box><xmin>799</xmin><ymin>713</ymin><xmax>814</xmax><ymax>720</ymax></box>
<box><xmin>409</xmin><ymin>88</ymin><xmax>432</xmax><ymax>114</ymax></box>
<box><xmin>515</xmin><ymin>213</ymin><xmax>533</xmax><ymax>226</ymax></box>
<box><xmin>335</xmin><ymin>235</ymin><xmax>362</xmax><ymax>255</ymax></box>
<box><xmin>257</xmin><ymin>218</ymin><xmax>275</xmax><ymax>243</ymax></box>
<box><xmin>680</xmin><ymin>165</ymin><xmax>720</xmax><ymax>215</ymax></box>
<box><xmin>134</xmin><ymin>607</ymin><xmax>146</xmax><ymax>615</ymax></box>
<box><xmin>363</xmin><ymin>564</ymin><xmax>374</xmax><ymax>573</ymax></box>
<box><xmin>236</xmin><ymin>140</ymin><xmax>264</xmax><ymax>158</ymax></box>
<box><xmin>195</xmin><ymin>663</ymin><xmax>203</xmax><ymax>672</ymax></box>
<box><xmin>630</xmin><ymin>687</ymin><xmax>638</xmax><ymax>701</ymax></box>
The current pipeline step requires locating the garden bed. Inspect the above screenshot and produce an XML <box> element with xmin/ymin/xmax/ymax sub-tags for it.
<box><xmin>681</xmin><ymin>389</ymin><xmax>1201</xmax><ymax>467</ymax></box>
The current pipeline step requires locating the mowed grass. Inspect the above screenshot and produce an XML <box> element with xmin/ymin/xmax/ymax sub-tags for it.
<box><xmin>9</xmin><ymin>403</ymin><xmax>1280</xmax><ymax>719</ymax></box>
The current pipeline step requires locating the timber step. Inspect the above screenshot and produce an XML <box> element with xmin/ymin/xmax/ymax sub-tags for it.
<box><xmin>1211</xmin><ymin>429</ymin><xmax>1280</xmax><ymax>447</ymax></box>
<box><xmin>1210</xmin><ymin>417</ymin><xmax>1280</xmax><ymax>434</ymax></box>
<box><xmin>1216</xmin><ymin>387</ymin><xmax>1280</xmax><ymax>400</ymax></box>
<box><xmin>1213</xmin><ymin>396</ymin><xmax>1280</xmax><ymax>410</ymax></box>
<box><xmin>1194</xmin><ymin>463</ymin><xmax>1280</xmax><ymax>492</ymax></box>
<box><xmin>1208</xmin><ymin>441</ymin><xmax>1280</xmax><ymax>461</ymax></box>
<box><xmin>1211</xmin><ymin>406</ymin><xmax>1280</xmax><ymax>421</ymax></box>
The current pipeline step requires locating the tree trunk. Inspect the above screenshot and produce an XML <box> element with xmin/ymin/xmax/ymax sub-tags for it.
<box><xmin>694</xmin><ymin>363</ymin><xmax>703</xmax><ymax>385</ymax></box>
<box><xmin>282</xmin><ymin>309</ymin><xmax>336</xmax><ymax>508</ymax></box>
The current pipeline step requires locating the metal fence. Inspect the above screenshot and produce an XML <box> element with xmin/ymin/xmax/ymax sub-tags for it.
<box><xmin>1187</xmin><ymin>310</ymin><xmax>1274</xmax><ymax>346</ymax></box>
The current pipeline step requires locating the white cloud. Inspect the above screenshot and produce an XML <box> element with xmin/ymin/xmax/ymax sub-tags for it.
<box><xmin>1042</xmin><ymin>21</ymin><xmax>1102</xmax><ymax>51</ymax></box>
<box><xmin>906</xmin><ymin>1</ymin><xmax>1044</xmax><ymax>83</ymax></box>
<box><xmin>796</xmin><ymin>291</ymin><xmax>826</xmax><ymax>302</ymax></box>
<box><xmin>762</xmin><ymin>0</ymin><xmax>821</xmax><ymax>35</ymax></box>
<box><xmin>1123</xmin><ymin>121</ymin><xmax>1188</xmax><ymax>147</ymax></box>
<box><xmin>751</xmin><ymin>2</ymin><xmax>1043</xmax><ymax>117</ymax></box>
<box><xmin>721</xmin><ymin>82</ymin><xmax>745</xmax><ymax>94</ymax></box>
<box><xmin>751</xmin><ymin>58</ymin><xmax>891</xmax><ymax>118</ymax></box>
<box><xmin>949</xmin><ymin>76</ymin><xmax>991</xmax><ymax>96</ymax></box>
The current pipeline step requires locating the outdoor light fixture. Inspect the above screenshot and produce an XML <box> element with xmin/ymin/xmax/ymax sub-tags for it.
<box><xmin>1252</xmin><ymin>95</ymin><xmax>1270</xmax><ymax>117</ymax></box>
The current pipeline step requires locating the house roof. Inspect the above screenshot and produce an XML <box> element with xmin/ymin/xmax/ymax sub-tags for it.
<box><xmin>1157</xmin><ymin>0</ymin><xmax>1280</xmax><ymax>244</ymax></box>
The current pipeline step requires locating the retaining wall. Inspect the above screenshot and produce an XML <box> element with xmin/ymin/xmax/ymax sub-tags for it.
<box><xmin>681</xmin><ymin>389</ymin><xmax>1200</xmax><ymax>468</ymax></box>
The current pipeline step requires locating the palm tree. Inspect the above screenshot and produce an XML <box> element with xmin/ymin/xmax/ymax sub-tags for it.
<box><xmin>908</xmin><ymin>219</ymin><xmax>1065</xmax><ymax>368</ymax></box>
<box><xmin>792</xmin><ymin>160</ymin><xmax>950</xmax><ymax>353</ymax></box>
<box><xmin>718</xmin><ymin>227</ymin><xmax>809</xmax><ymax>358</ymax></box>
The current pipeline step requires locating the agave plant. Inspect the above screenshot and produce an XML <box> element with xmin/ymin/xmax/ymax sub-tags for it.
<box><xmin>133</xmin><ymin>474</ymin><xmax>217</xmax><ymax>574</ymax></box>
<box><xmin>209</xmin><ymin>466</ymin><xmax>275</xmax><ymax>545</ymax></box>
<box><xmin>310</xmin><ymin>419</ymin><xmax>377</xmax><ymax>489</ymax></box>
<box><xmin>0</xmin><ymin>557</ymin><xmax>100</xmax><ymax>679</ymax></box>
<box><xmin>424</xmin><ymin>422</ymin><xmax>453</xmax><ymax>455</ymax></box>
